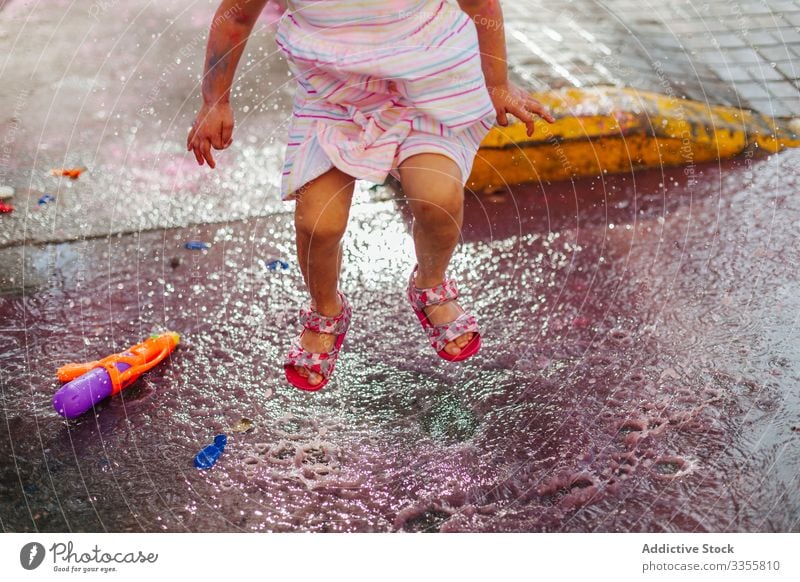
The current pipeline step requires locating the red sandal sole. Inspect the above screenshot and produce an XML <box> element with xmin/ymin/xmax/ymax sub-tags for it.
<box><xmin>283</xmin><ymin>334</ymin><xmax>347</xmax><ymax>391</ymax></box>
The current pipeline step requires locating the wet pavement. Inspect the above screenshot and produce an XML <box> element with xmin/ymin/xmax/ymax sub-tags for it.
<box><xmin>2</xmin><ymin>149</ymin><xmax>799</xmax><ymax>532</ymax></box>
<box><xmin>1</xmin><ymin>0</ymin><xmax>799</xmax><ymax>533</ymax></box>
<box><xmin>0</xmin><ymin>0</ymin><xmax>297</xmax><ymax>248</ymax></box>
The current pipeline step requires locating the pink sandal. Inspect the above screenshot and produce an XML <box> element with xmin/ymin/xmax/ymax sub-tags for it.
<box><xmin>284</xmin><ymin>291</ymin><xmax>352</xmax><ymax>391</ymax></box>
<box><xmin>406</xmin><ymin>265</ymin><xmax>481</xmax><ymax>361</ymax></box>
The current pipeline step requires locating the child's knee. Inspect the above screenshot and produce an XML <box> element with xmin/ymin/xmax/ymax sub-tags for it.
<box><xmin>294</xmin><ymin>208</ymin><xmax>348</xmax><ymax>242</ymax></box>
<box><xmin>412</xmin><ymin>182</ymin><xmax>464</xmax><ymax>223</ymax></box>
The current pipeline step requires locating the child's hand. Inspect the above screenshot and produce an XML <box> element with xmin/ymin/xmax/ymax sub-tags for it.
<box><xmin>187</xmin><ymin>103</ymin><xmax>234</xmax><ymax>168</ymax></box>
<box><xmin>488</xmin><ymin>82</ymin><xmax>555</xmax><ymax>137</ymax></box>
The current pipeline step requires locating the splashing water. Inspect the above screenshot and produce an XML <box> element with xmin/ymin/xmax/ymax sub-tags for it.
<box><xmin>1</xmin><ymin>150</ymin><xmax>798</xmax><ymax>532</ymax></box>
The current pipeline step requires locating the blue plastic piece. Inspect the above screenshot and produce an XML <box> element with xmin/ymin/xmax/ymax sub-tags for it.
<box><xmin>184</xmin><ymin>241</ymin><xmax>210</xmax><ymax>250</ymax></box>
<box><xmin>38</xmin><ymin>194</ymin><xmax>56</xmax><ymax>205</ymax></box>
<box><xmin>265</xmin><ymin>259</ymin><xmax>289</xmax><ymax>270</ymax></box>
<box><xmin>194</xmin><ymin>445</ymin><xmax>222</xmax><ymax>469</ymax></box>
<box><xmin>194</xmin><ymin>433</ymin><xmax>227</xmax><ymax>470</ymax></box>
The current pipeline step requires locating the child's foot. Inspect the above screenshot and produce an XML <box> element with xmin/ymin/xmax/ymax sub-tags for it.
<box><xmin>421</xmin><ymin>300</ymin><xmax>475</xmax><ymax>357</ymax></box>
<box><xmin>293</xmin><ymin>295</ymin><xmax>342</xmax><ymax>387</ymax></box>
<box><xmin>413</xmin><ymin>273</ymin><xmax>475</xmax><ymax>357</ymax></box>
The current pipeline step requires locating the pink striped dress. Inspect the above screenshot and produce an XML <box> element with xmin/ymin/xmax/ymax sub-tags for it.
<box><xmin>275</xmin><ymin>0</ymin><xmax>497</xmax><ymax>201</ymax></box>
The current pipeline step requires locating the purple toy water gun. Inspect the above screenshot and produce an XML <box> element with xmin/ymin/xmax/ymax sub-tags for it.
<box><xmin>52</xmin><ymin>332</ymin><xmax>180</xmax><ymax>418</ymax></box>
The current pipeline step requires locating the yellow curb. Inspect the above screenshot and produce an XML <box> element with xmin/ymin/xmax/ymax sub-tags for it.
<box><xmin>468</xmin><ymin>86</ymin><xmax>800</xmax><ymax>192</ymax></box>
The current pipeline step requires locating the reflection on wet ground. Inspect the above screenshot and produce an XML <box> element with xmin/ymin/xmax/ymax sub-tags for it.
<box><xmin>1</xmin><ymin>149</ymin><xmax>798</xmax><ymax>532</ymax></box>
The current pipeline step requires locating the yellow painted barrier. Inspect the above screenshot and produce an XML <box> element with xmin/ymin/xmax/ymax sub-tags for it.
<box><xmin>468</xmin><ymin>86</ymin><xmax>800</xmax><ymax>192</ymax></box>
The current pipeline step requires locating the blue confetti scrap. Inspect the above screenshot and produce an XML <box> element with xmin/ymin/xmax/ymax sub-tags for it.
<box><xmin>264</xmin><ymin>259</ymin><xmax>289</xmax><ymax>270</ymax></box>
<box><xmin>194</xmin><ymin>433</ymin><xmax>227</xmax><ymax>470</ymax></box>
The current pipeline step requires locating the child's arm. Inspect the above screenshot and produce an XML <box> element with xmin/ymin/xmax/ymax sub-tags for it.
<box><xmin>457</xmin><ymin>0</ymin><xmax>555</xmax><ymax>136</ymax></box>
<box><xmin>187</xmin><ymin>0</ymin><xmax>269</xmax><ymax>168</ymax></box>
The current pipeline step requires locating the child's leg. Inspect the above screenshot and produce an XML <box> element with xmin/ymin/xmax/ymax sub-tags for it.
<box><xmin>292</xmin><ymin>167</ymin><xmax>355</xmax><ymax>385</ymax></box>
<box><xmin>398</xmin><ymin>153</ymin><xmax>475</xmax><ymax>357</ymax></box>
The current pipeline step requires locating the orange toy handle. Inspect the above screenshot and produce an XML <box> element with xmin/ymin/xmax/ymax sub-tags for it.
<box><xmin>56</xmin><ymin>332</ymin><xmax>180</xmax><ymax>395</ymax></box>
<box><xmin>58</xmin><ymin>362</ymin><xmax>101</xmax><ymax>382</ymax></box>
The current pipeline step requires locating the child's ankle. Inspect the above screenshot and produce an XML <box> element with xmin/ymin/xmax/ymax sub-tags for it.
<box><xmin>312</xmin><ymin>295</ymin><xmax>343</xmax><ymax>317</ymax></box>
<box><xmin>414</xmin><ymin>273</ymin><xmax>445</xmax><ymax>289</ymax></box>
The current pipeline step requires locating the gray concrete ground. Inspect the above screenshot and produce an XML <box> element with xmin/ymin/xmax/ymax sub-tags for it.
<box><xmin>0</xmin><ymin>0</ymin><xmax>299</xmax><ymax>251</ymax></box>
<box><xmin>506</xmin><ymin>0</ymin><xmax>800</xmax><ymax>117</ymax></box>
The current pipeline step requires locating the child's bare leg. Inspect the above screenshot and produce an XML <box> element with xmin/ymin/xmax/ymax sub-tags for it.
<box><xmin>293</xmin><ymin>167</ymin><xmax>355</xmax><ymax>385</ymax></box>
<box><xmin>398</xmin><ymin>153</ymin><xmax>475</xmax><ymax>357</ymax></box>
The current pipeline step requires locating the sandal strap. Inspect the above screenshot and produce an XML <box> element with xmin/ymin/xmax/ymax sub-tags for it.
<box><xmin>298</xmin><ymin>291</ymin><xmax>352</xmax><ymax>335</ymax></box>
<box><xmin>426</xmin><ymin>312</ymin><xmax>479</xmax><ymax>353</ymax></box>
<box><xmin>407</xmin><ymin>265</ymin><xmax>459</xmax><ymax>310</ymax></box>
<box><xmin>284</xmin><ymin>337</ymin><xmax>338</xmax><ymax>379</ymax></box>
<box><xmin>286</xmin><ymin>291</ymin><xmax>352</xmax><ymax>381</ymax></box>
